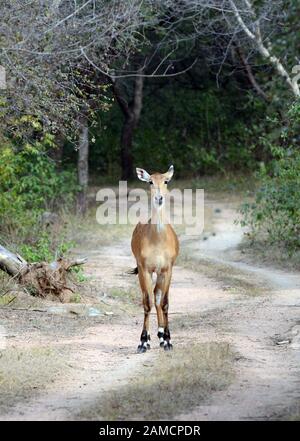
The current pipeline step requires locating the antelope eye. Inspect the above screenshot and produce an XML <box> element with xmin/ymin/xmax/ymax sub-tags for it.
<box><xmin>164</xmin><ymin>180</ymin><xmax>168</xmax><ymax>184</ymax></box>
<box><xmin>149</xmin><ymin>180</ymin><xmax>153</xmax><ymax>185</ymax></box>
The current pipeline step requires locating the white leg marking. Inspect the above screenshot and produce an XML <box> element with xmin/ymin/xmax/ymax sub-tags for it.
<box><xmin>158</xmin><ymin>326</ymin><xmax>164</xmax><ymax>343</ymax></box>
<box><xmin>155</xmin><ymin>289</ymin><xmax>162</xmax><ymax>306</ymax></box>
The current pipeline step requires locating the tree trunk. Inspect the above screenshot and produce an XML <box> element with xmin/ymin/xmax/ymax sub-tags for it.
<box><xmin>121</xmin><ymin>116</ymin><xmax>135</xmax><ymax>180</ymax></box>
<box><xmin>77</xmin><ymin>113</ymin><xmax>89</xmax><ymax>215</ymax></box>
<box><xmin>0</xmin><ymin>245</ymin><xmax>27</xmax><ymax>277</ymax></box>
<box><xmin>235</xmin><ymin>45</ymin><xmax>269</xmax><ymax>102</ymax></box>
<box><xmin>0</xmin><ymin>244</ymin><xmax>87</xmax><ymax>302</ymax></box>
<box><xmin>113</xmin><ymin>70</ymin><xmax>144</xmax><ymax>180</ymax></box>
<box><xmin>229</xmin><ymin>0</ymin><xmax>300</xmax><ymax>99</ymax></box>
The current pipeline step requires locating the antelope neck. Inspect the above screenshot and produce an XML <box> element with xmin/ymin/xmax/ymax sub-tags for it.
<box><xmin>150</xmin><ymin>205</ymin><xmax>166</xmax><ymax>233</ymax></box>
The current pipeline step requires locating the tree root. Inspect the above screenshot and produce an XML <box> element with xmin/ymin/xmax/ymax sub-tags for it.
<box><xmin>0</xmin><ymin>244</ymin><xmax>87</xmax><ymax>302</ymax></box>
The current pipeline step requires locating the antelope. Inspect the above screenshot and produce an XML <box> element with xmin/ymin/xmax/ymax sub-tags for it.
<box><xmin>131</xmin><ymin>165</ymin><xmax>179</xmax><ymax>353</ymax></box>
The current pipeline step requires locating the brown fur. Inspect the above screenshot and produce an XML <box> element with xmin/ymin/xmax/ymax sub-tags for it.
<box><xmin>131</xmin><ymin>168</ymin><xmax>179</xmax><ymax>350</ymax></box>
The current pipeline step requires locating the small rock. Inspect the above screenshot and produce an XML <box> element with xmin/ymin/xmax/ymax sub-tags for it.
<box><xmin>276</xmin><ymin>340</ymin><xmax>290</xmax><ymax>345</ymax></box>
<box><xmin>88</xmin><ymin>307</ymin><xmax>102</xmax><ymax>317</ymax></box>
<box><xmin>48</xmin><ymin>306</ymin><xmax>69</xmax><ymax>315</ymax></box>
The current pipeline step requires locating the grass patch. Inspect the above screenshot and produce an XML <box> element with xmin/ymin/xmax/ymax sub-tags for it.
<box><xmin>69</xmin><ymin>293</ymin><xmax>82</xmax><ymax>303</ymax></box>
<box><xmin>0</xmin><ymin>345</ymin><xmax>68</xmax><ymax>412</ymax></box>
<box><xmin>0</xmin><ymin>274</ymin><xmax>20</xmax><ymax>305</ymax></box>
<box><xmin>78</xmin><ymin>342</ymin><xmax>234</xmax><ymax>420</ymax></box>
<box><xmin>169</xmin><ymin>174</ymin><xmax>258</xmax><ymax>198</ymax></box>
<box><xmin>0</xmin><ymin>294</ymin><xmax>16</xmax><ymax>306</ymax></box>
<box><xmin>177</xmin><ymin>252</ymin><xmax>265</xmax><ymax>297</ymax></box>
<box><xmin>108</xmin><ymin>286</ymin><xmax>140</xmax><ymax>305</ymax></box>
<box><xmin>238</xmin><ymin>238</ymin><xmax>300</xmax><ymax>271</ymax></box>
<box><xmin>269</xmin><ymin>402</ymin><xmax>300</xmax><ymax>421</ymax></box>
<box><xmin>73</xmin><ymin>208</ymin><xmax>133</xmax><ymax>248</ymax></box>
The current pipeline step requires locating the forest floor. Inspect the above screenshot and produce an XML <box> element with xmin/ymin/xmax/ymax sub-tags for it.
<box><xmin>0</xmin><ymin>186</ymin><xmax>300</xmax><ymax>420</ymax></box>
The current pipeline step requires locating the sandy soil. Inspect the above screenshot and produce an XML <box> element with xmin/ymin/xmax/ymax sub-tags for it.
<box><xmin>0</xmin><ymin>195</ymin><xmax>300</xmax><ymax>420</ymax></box>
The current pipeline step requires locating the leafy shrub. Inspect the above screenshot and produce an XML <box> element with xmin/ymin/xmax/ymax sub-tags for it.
<box><xmin>240</xmin><ymin>103</ymin><xmax>300</xmax><ymax>252</ymax></box>
<box><xmin>0</xmin><ymin>135</ymin><xmax>78</xmax><ymax>237</ymax></box>
<box><xmin>19</xmin><ymin>232</ymin><xmax>76</xmax><ymax>263</ymax></box>
<box><xmin>0</xmin><ymin>132</ymin><xmax>79</xmax><ymax>267</ymax></box>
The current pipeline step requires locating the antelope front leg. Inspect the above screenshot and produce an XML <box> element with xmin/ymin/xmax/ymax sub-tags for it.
<box><xmin>161</xmin><ymin>291</ymin><xmax>172</xmax><ymax>351</ymax></box>
<box><xmin>155</xmin><ymin>270</ymin><xmax>173</xmax><ymax>351</ymax></box>
<box><xmin>137</xmin><ymin>269</ymin><xmax>152</xmax><ymax>353</ymax></box>
<box><xmin>154</xmin><ymin>288</ymin><xmax>165</xmax><ymax>348</ymax></box>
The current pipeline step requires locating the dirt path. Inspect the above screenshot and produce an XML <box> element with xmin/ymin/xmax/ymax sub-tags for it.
<box><xmin>177</xmin><ymin>253</ymin><xmax>300</xmax><ymax>420</ymax></box>
<box><xmin>1</xmin><ymin>236</ymin><xmax>230</xmax><ymax>420</ymax></box>
<box><xmin>177</xmin><ymin>200</ymin><xmax>300</xmax><ymax>420</ymax></box>
<box><xmin>1</xmin><ymin>196</ymin><xmax>300</xmax><ymax>420</ymax></box>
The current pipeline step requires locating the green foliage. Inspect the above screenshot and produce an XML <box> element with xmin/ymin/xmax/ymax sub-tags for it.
<box><xmin>90</xmin><ymin>81</ymin><xmax>266</xmax><ymax>178</ymax></box>
<box><xmin>19</xmin><ymin>232</ymin><xmax>76</xmax><ymax>263</ymax></box>
<box><xmin>240</xmin><ymin>102</ymin><xmax>300</xmax><ymax>252</ymax></box>
<box><xmin>70</xmin><ymin>265</ymin><xmax>88</xmax><ymax>283</ymax></box>
<box><xmin>19</xmin><ymin>232</ymin><xmax>54</xmax><ymax>263</ymax></box>
<box><xmin>0</xmin><ymin>135</ymin><xmax>78</xmax><ymax>236</ymax></box>
<box><xmin>0</xmin><ymin>127</ymin><xmax>80</xmax><ymax>270</ymax></box>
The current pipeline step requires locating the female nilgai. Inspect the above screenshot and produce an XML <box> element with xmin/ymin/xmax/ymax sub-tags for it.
<box><xmin>131</xmin><ymin>165</ymin><xmax>179</xmax><ymax>352</ymax></box>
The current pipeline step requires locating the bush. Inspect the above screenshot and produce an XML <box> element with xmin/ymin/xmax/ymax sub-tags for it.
<box><xmin>19</xmin><ymin>232</ymin><xmax>76</xmax><ymax>263</ymax></box>
<box><xmin>240</xmin><ymin>103</ymin><xmax>300</xmax><ymax>252</ymax></box>
<box><xmin>0</xmin><ymin>135</ymin><xmax>78</xmax><ymax>237</ymax></box>
<box><xmin>0</xmin><ymin>133</ymin><xmax>79</xmax><ymax>265</ymax></box>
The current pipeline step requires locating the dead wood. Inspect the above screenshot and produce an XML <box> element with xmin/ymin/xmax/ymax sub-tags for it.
<box><xmin>0</xmin><ymin>244</ymin><xmax>87</xmax><ymax>302</ymax></box>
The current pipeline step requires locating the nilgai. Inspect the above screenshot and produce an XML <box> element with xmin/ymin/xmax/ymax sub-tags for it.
<box><xmin>131</xmin><ymin>165</ymin><xmax>179</xmax><ymax>352</ymax></box>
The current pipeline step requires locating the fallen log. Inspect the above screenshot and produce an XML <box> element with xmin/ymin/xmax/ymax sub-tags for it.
<box><xmin>0</xmin><ymin>244</ymin><xmax>87</xmax><ymax>302</ymax></box>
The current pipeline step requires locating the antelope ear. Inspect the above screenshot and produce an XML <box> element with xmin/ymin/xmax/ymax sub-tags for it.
<box><xmin>164</xmin><ymin>165</ymin><xmax>174</xmax><ymax>182</ymax></box>
<box><xmin>136</xmin><ymin>167</ymin><xmax>151</xmax><ymax>182</ymax></box>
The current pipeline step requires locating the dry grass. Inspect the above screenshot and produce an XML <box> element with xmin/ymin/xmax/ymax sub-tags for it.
<box><xmin>238</xmin><ymin>238</ymin><xmax>300</xmax><ymax>272</ymax></box>
<box><xmin>0</xmin><ymin>345</ymin><xmax>68</xmax><ymax>413</ymax></box>
<box><xmin>269</xmin><ymin>402</ymin><xmax>300</xmax><ymax>421</ymax></box>
<box><xmin>108</xmin><ymin>286</ymin><xmax>140</xmax><ymax>305</ymax></box>
<box><xmin>73</xmin><ymin>212</ymin><xmax>133</xmax><ymax>249</ymax></box>
<box><xmin>169</xmin><ymin>174</ymin><xmax>258</xmax><ymax>199</ymax></box>
<box><xmin>55</xmin><ymin>207</ymin><xmax>131</xmax><ymax>250</ymax></box>
<box><xmin>78</xmin><ymin>341</ymin><xmax>234</xmax><ymax>421</ymax></box>
<box><xmin>177</xmin><ymin>252</ymin><xmax>265</xmax><ymax>297</ymax></box>
<box><xmin>0</xmin><ymin>294</ymin><xmax>16</xmax><ymax>306</ymax></box>
<box><xmin>286</xmin><ymin>410</ymin><xmax>300</xmax><ymax>421</ymax></box>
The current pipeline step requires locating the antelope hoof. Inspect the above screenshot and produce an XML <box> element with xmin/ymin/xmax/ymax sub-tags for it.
<box><xmin>137</xmin><ymin>344</ymin><xmax>148</xmax><ymax>353</ymax></box>
<box><xmin>137</xmin><ymin>333</ymin><xmax>150</xmax><ymax>353</ymax></box>
<box><xmin>164</xmin><ymin>342</ymin><xmax>173</xmax><ymax>351</ymax></box>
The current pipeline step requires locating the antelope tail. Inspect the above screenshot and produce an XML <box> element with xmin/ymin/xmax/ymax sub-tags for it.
<box><xmin>127</xmin><ymin>267</ymin><xmax>138</xmax><ymax>275</ymax></box>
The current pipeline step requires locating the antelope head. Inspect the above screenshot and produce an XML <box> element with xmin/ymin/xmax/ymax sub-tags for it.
<box><xmin>136</xmin><ymin>165</ymin><xmax>174</xmax><ymax>210</ymax></box>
